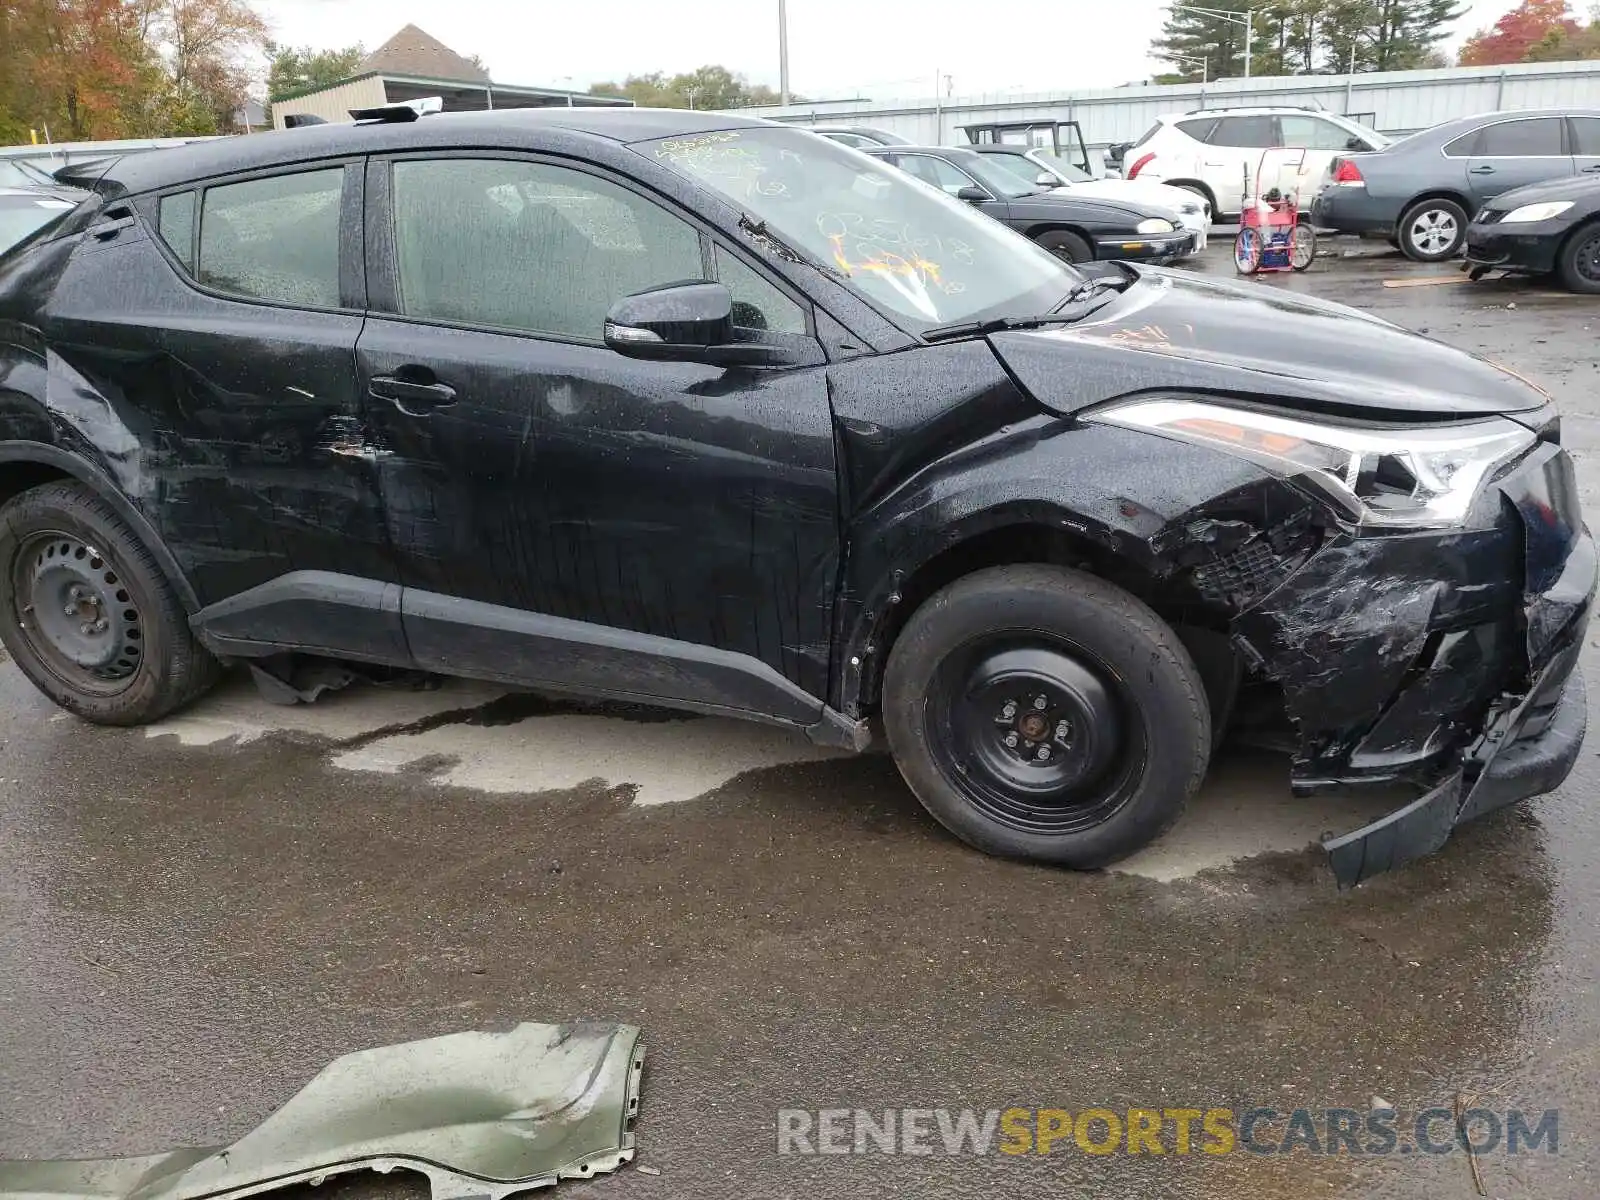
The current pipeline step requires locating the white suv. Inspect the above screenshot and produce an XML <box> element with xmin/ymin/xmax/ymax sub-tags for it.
<box><xmin>1124</xmin><ymin>108</ymin><xmax>1388</xmax><ymax>218</ymax></box>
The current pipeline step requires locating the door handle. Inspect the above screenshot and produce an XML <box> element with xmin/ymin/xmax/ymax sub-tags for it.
<box><xmin>370</xmin><ymin>374</ymin><xmax>457</xmax><ymax>414</ymax></box>
<box><xmin>1469</xmin><ymin>165</ymin><xmax>1496</xmax><ymax>174</ymax></box>
<box><xmin>1583</xmin><ymin>165</ymin><xmax>1600</xmax><ymax>174</ymax></box>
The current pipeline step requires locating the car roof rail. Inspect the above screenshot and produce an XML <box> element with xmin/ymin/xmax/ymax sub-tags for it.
<box><xmin>348</xmin><ymin>97</ymin><xmax>444</xmax><ymax>124</ymax></box>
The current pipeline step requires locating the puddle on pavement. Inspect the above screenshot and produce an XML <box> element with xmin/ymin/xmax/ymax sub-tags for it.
<box><xmin>132</xmin><ymin>671</ymin><xmax>1410</xmax><ymax>882</ymax></box>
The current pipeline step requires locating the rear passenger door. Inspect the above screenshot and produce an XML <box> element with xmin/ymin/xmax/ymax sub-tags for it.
<box><xmin>42</xmin><ymin>163</ymin><xmax>398</xmax><ymax>650</ymax></box>
<box><xmin>1465</xmin><ymin>117</ymin><xmax>1573</xmax><ymax>205</ymax></box>
<box><xmin>357</xmin><ymin>153</ymin><xmax>840</xmax><ymax>712</ymax></box>
<box><xmin>1203</xmin><ymin>115</ymin><xmax>1279</xmax><ymax>202</ymax></box>
<box><xmin>1570</xmin><ymin>115</ymin><xmax>1600</xmax><ymax>178</ymax></box>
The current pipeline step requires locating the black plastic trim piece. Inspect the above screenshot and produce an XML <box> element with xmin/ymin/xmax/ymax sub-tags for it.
<box><xmin>402</xmin><ymin>587</ymin><xmax>825</xmax><ymax>726</ymax></box>
<box><xmin>191</xmin><ymin>571</ymin><xmax>410</xmax><ymax>665</ymax></box>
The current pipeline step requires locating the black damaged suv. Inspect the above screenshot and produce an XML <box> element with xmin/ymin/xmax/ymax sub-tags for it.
<box><xmin>0</xmin><ymin>109</ymin><xmax>1592</xmax><ymax>885</ymax></box>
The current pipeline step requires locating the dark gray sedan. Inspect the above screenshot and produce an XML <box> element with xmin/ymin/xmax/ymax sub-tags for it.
<box><xmin>1312</xmin><ymin>108</ymin><xmax>1600</xmax><ymax>262</ymax></box>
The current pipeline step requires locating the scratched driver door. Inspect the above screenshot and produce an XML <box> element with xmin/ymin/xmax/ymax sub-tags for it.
<box><xmin>358</xmin><ymin>153</ymin><xmax>841</xmax><ymax>705</ymax></box>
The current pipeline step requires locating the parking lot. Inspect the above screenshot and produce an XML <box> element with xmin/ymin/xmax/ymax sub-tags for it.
<box><xmin>2</xmin><ymin>240</ymin><xmax>1598</xmax><ymax>1198</ymax></box>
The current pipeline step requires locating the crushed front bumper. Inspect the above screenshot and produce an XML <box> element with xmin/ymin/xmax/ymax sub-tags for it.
<box><xmin>1230</xmin><ymin>440</ymin><xmax>1596</xmax><ymax>886</ymax></box>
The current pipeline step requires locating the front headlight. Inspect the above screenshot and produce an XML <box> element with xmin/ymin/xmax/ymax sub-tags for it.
<box><xmin>1085</xmin><ymin>398</ymin><xmax>1535</xmax><ymax>529</ymax></box>
<box><xmin>1136</xmin><ymin>217</ymin><xmax>1175</xmax><ymax>234</ymax></box>
<box><xmin>1502</xmin><ymin>201</ymin><xmax>1574</xmax><ymax>223</ymax></box>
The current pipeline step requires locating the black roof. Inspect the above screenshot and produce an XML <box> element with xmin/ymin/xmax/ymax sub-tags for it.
<box><xmin>65</xmin><ymin>108</ymin><xmax>775</xmax><ymax>197</ymax></box>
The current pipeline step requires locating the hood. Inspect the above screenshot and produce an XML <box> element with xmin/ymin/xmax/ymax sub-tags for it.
<box><xmin>1484</xmin><ymin>173</ymin><xmax>1600</xmax><ymax>211</ymax></box>
<box><xmin>989</xmin><ymin>268</ymin><xmax>1548</xmax><ymax>420</ymax></box>
<box><xmin>1006</xmin><ymin>190</ymin><xmax>1162</xmax><ymax>223</ymax></box>
<box><xmin>1064</xmin><ymin>179</ymin><xmax>1203</xmax><ymax>214</ymax></box>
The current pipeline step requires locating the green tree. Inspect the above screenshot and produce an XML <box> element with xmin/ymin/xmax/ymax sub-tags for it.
<box><xmin>266</xmin><ymin>42</ymin><xmax>365</xmax><ymax>116</ymax></box>
<box><xmin>589</xmin><ymin>65</ymin><xmax>787</xmax><ymax>109</ymax></box>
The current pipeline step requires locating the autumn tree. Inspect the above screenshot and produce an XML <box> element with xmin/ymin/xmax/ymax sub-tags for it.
<box><xmin>266</xmin><ymin>42</ymin><xmax>364</xmax><ymax>117</ymax></box>
<box><xmin>1459</xmin><ymin>0</ymin><xmax>1580</xmax><ymax>64</ymax></box>
<box><xmin>590</xmin><ymin>66</ymin><xmax>786</xmax><ymax>109</ymax></box>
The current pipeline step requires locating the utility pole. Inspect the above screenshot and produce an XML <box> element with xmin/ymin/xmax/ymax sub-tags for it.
<box><xmin>778</xmin><ymin>0</ymin><xmax>791</xmax><ymax>105</ymax></box>
<box><xmin>1172</xmin><ymin>6</ymin><xmax>1254</xmax><ymax>78</ymax></box>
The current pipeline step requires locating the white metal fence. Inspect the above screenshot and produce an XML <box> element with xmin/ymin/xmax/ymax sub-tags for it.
<box><xmin>732</xmin><ymin>60</ymin><xmax>1600</xmax><ymax>149</ymax></box>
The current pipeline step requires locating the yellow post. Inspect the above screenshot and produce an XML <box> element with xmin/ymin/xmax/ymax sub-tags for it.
<box><xmin>30</xmin><ymin>128</ymin><xmax>39</xmax><ymax>144</ymax></box>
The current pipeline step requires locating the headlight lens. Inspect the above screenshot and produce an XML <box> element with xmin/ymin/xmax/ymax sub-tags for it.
<box><xmin>1136</xmin><ymin>217</ymin><xmax>1175</xmax><ymax>234</ymax></box>
<box><xmin>1085</xmin><ymin>398</ymin><xmax>1535</xmax><ymax>528</ymax></box>
<box><xmin>1501</xmin><ymin>201</ymin><xmax>1573</xmax><ymax>223</ymax></box>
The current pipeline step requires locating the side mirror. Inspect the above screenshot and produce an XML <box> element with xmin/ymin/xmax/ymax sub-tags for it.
<box><xmin>1035</xmin><ymin>171</ymin><xmax>1059</xmax><ymax>188</ymax></box>
<box><xmin>605</xmin><ymin>280</ymin><xmax>734</xmax><ymax>359</ymax></box>
<box><xmin>1345</xmin><ymin>136</ymin><xmax>1365</xmax><ymax>151</ymax></box>
<box><xmin>956</xmin><ymin>185</ymin><xmax>990</xmax><ymax>204</ymax></box>
<box><xmin>604</xmin><ymin>281</ymin><xmax>789</xmax><ymax>367</ymax></box>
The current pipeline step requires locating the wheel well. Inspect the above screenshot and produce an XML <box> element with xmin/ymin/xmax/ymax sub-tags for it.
<box><xmin>859</xmin><ymin>521</ymin><xmax>1244</xmax><ymax>739</ymax></box>
<box><xmin>1558</xmin><ymin>213</ymin><xmax>1600</xmax><ymax>259</ymax></box>
<box><xmin>863</xmin><ymin>523</ymin><xmax>1209</xmax><ymax>706</ymax></box>
<box><xmin>1023</xmin><ymin>223</ymin><xmax>1091</xmax><ymax>246</ymax></box>
<box><xmin>0</xmin><ymin>461</ymin><xmax>70</xmax><ymax>510</ymax></box>
<box><xmin>1396</xmin><ymin>190</ymin><xmax>1472</xmax><ymax>232</ymax></box>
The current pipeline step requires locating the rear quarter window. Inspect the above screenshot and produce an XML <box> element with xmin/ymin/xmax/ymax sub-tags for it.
<box><xmin>197</xmin><ymin>168</ymin><xmax>344</xmax><ymax>307</ymax></box>
<box><xmin>157</xmin><ymin>191</ymin><xmax>195</xmax><ymax>271</ymax></box>
<box><xmin>1174</xmin><ymin>118</ymin><xmax>1218</xmax><ymax>143</ymax></box>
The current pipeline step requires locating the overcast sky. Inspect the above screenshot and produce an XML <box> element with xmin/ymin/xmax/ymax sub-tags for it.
<box><xmin>256</xmin><ymin>0</ymin><xmax>1526</xmax><ymax>99</ymax></box>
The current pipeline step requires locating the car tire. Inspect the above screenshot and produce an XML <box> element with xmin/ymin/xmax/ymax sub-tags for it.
<box><xmin>1397</xmin><ymin>198</ymin><xmax>1467</xmax><ymax>262</ymax></box>
<box><xmin>1556</xmin><ymin>221</ymin><xmax>1600</xmax><ymax>295</ymax></box>
<box><xmin>882</xmin><ymin>564</ymin><xmax>1210</xmax><ymax>869</ymax></box>
<box><xmin>0</xmin><ymin>481</ymin><xmax>222</xmax><ymax>725</ymax></box>
<box><xmin>1034</xmin><ymin>229</ymin><xmax>1093</xmax><ymax>264</ymax></box>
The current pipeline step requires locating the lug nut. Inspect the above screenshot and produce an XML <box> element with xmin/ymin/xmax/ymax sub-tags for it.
<box><xmin>93</xmin><ymin>620</ymin><xmax>108</xmax><ymax>634</ymax></box>
<box><xmin>64</xmin><ymin>604</ymin><xmax>78</xmax><ymax>616</ymax></box>
<box><xmin>79</xmin><ymin>623</ymin><xmax>94</xmax><ymax>635</ymax></box>
<box><xmin>1000</xmin><ymin>701</ymin><xmax>1017</xmax><ymax>720</ymax></box>
<box><xmin>1037</xmin><ymin>745</ymin><xmax>1052</xmax><ymax>761</ymax></box>
<box><xmin>1033</xmin><ymin>696</ymin><xmax>1048</xmax><ymax>711</ymax></box>
<box><xmin>1004</xmin><ymin>733</ymin><xmax>1019</xmax><ymax>748</ymax></box>
<box><xmin>1055</xmin><ymin>721</ymin><xmax>1070</xmax><ymax>740</ymax></box>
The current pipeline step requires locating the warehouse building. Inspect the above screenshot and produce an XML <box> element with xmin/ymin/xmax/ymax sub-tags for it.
<box><xmin>270</xmin><ymin>25</ymin><xmax>629</xmax><ymax>129</ymax></box>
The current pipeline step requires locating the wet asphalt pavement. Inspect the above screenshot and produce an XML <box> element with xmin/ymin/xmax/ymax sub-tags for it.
<box><xmin>3</xmin><ymin>241</ymin><xmax>1599</xmax><ymax>1199</ymax></box>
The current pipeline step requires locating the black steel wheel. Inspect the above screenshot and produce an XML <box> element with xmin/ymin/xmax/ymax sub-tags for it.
<box><xmin>927</xmin><ymin>639</ymin><xmax>1147</xmax><ymax>836</ymax></box>
<box><xmin>883</xmin><ymin>564</ymin><xmax>1210</xmax><ymax>869</ymax></box>
<box><xmin>0</xmin><ymin>481</ymin><xmax>221</xmax><ymax>724</ymax></box>
<box><xmin>11</xmin><ymin>531</ymin><xmax>146</xmax><ymax>697</ymax></box>
<box><xmin>1558</xmin><ymin>222</ymin><xmax>1600</xmax><ymax>295</ymax></box>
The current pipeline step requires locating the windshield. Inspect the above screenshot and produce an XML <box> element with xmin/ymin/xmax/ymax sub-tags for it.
<box><xmin>1033</xmin><ymin>151</ymin><xmax>1092</xmax><ymax>183</ymax></box>
<box><xmin>0</xmin><ymin>193</ymin><xmax>78</xmax><ymax>257</ymax></box>
<box><xmin>1325</xmin><ymin>113</ymin><xmax>1390</xmax><ymax>150</ymax></box>
<box><xmin>640</xmin><ymin>128</ymin><xmax>1077</xmax><ymax>331</ymax></box>
<box><xmin>0</xmin><ymin>159</ymin><xmax>60</xmax><ymax>188</ymax></box>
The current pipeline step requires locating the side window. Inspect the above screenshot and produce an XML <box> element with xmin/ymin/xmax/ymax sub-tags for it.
<box><xmin>391</xmin><ymin>158</ymin><xmax>704</xmax><ymax>340</ymax></box>
<box><xmin>198</xmin><ymin>169</ymin><xmax>343</xmax><ymax>307</ymax></box>
<box><xmin>823</xmin><ymin>132</ymin><xmax>872</xmax><ymax>149</ymax></box>
<box><xmin>1476</xmin><ymin>118</ymin><xmax>1564</xmax><ymax>157</ymax></box>
<box><xmin>1174</xmin><ymin>118</ymin><xmax>1218</xmax><ymax>144</ymax></box>
<box><xmin>1212</xmin><ymin>116</ymin><xmax>1279</xmax><ymax>149</ymax></box>
<box><xmin>1573</xmin><ymin>117</ymin><xmax>1600</xmax><ymax>155</ymax></box>
<box><xmin>157</xmin><ymin>190</ymin><xmax>195</xmax><ymax>272</ymax></box>
<box><xmin>903</xmin><ymin>154</ymin><xmax>979</xmax><ymax>196</ymax></box>
<box><xmin>714</xmin><ymin>244</ymin><xmax>807</xmax><ymax>336</ymax></box>
<box><xmin>1443</xmin><ymin>130</ymin><xmax>1480</xmax><ymax>157</ymax></box>
<box><xmin>1280</xmin><ymin>116</ymin><xmax>1358</xmax><ymax>151</ymax></box>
